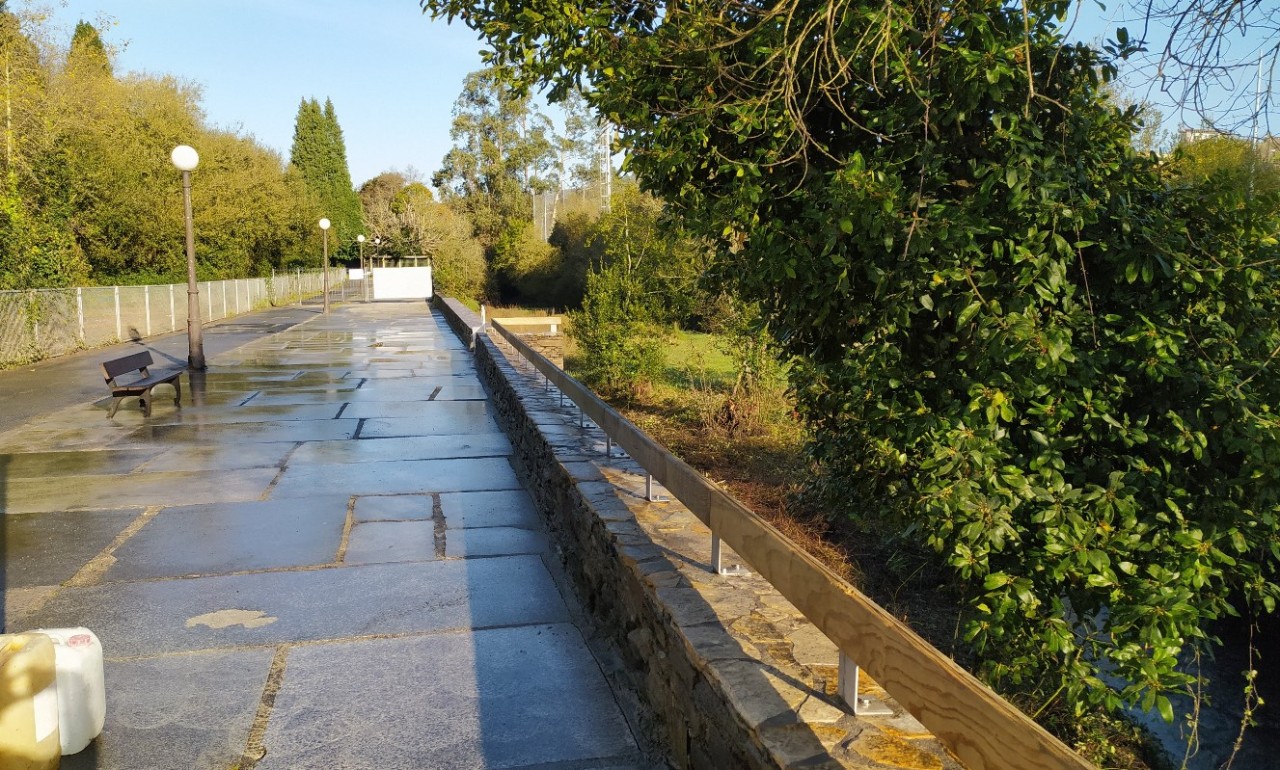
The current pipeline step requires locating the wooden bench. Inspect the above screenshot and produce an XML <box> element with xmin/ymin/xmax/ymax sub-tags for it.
<box><xmin>101</xmin><ymin>351</ymin><xmax>182</xmax><ymax>418</ymax></box>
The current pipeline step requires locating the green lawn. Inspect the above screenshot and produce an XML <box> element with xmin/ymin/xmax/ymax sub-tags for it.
<box><xmin>662</xmin><ymin>329</ymin><xmax>737</xmax><ymax>390</ymax></box>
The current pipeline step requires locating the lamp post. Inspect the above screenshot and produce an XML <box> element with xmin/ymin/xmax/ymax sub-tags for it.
<box><xmin>319</xmin><ymin>217</ymin><xmax>331</xmax><ymax>313</ymax></box>
<box><xmin>357</xmin><ymin>234</ymin><xmax>366</xmax><ymax>301</ymax></box>
<box><xmin>171</xmin><ymin>145</ymin><xmax>204</xmax><ymax>370</ymax></box>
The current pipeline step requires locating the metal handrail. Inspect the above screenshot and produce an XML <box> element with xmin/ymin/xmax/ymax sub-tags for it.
<box><xmin>487</xmin><ymin>318</ymin><xmax>1093</xmax><ymax>770</ymax></box>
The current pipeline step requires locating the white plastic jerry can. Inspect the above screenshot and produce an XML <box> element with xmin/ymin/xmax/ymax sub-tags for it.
<box><xmin>34</xmin><ymin>628</ymin><xmax>106</xmax><ymax>755</ymax></box>
<box><xmin>0</xmin><ymin>632</ymin><xmax>61</xmax><ymax>769</ymax></box>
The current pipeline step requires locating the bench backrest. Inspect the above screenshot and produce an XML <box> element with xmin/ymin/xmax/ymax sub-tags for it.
<box><xmin>102</xmin><ymin>351</ymin><xmax>154</xmax><ymax>383</ymax></box>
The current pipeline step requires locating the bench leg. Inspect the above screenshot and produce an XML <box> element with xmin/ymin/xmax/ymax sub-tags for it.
<box><xmin>107</xmin><ymin>397</ymin><xmax>122</xmax><ymax>419</ymax></box>
<box><xmin>141</xmin><ymin>389</ymin><xmax>152</xmax><ymax>418</ymax></box>
<box><xmin>172</xmin><ymin>377</ymin><xmax>182</xmax><ymax>409</ymax></box>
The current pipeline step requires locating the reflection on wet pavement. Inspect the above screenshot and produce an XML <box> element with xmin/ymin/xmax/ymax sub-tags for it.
<box><xmin>2</xmin><ymin>302</ymin><xmax>648</xmax><ymax>770</ymax></box>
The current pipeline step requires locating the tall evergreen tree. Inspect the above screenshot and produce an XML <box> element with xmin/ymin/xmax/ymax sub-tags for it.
<box><xmin>289</xmin><ymin>97</ymin><xmax>363</xmax><ymax>256</ymax></box>
<box><xmin>67</xmin><ymin>21</ymin><xmax>112</xmax><ymax>77</ymax></box>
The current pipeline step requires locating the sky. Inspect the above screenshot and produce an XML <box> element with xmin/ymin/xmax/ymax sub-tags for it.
<box><xmin>33</xmin><ymin>0</ymin><xmax>1277</xmax><ymax>186</ymax></box>
<box><xmin>40</xmin><ymin>0</ymin><xmax>487</xmax><ymax>187</ymax></box>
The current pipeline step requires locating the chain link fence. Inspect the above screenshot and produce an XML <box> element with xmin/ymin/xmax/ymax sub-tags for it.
<box><xmin>0</xmin><ymin>269</ymin><xmax>337</xmax><ymax>368</ymax></box>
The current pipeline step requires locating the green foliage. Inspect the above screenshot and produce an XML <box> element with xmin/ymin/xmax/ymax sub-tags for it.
<box><xmin>0</xmin><ymin>9</ymin><xmax>314</xmax><ymax>287</ymax></box>
<box><xmin>68</xmin><ymin>20</ymin><xmax>111</xmax><ymax>77</ymax></box>
<box><xmin>1170</xmin><ymin>134</ymin><xmax>1280</xmax><ymax>206</ymax></box>
<box><xmin>426</xmin><ymin>0</ymin><xmax>1280</xmax><ymax>727</ymax></box>
<box><xmin>433</xmin><ymin>67</ymin><xmax>556</xmax><ymax>257</ymax></box>
<box><xmin>289</xmin><ymin>97</ymin><xmax>365</xmax><ymax>256</ymax></box>
<box><xmin>569</xmin><ymin>262</ymin><xmax>665</xmax><ymax>397</ymax></box>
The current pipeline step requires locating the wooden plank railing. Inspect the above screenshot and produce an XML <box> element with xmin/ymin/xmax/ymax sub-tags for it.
<box><xmin>487</xmin><ymin>317</ymin><xmax>1094</xmax><ymax>770</ymax></box>
<box><xmin>491</xmin><ymin>315</ymin><xmax>561</xmax><ymax>333</ymax></box>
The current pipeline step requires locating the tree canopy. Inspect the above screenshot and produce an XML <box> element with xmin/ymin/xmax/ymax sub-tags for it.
<box><xmin>0</xmin><ymin>11</ymin><xmax>319</xmax><ymax>287</ymax></box>
<box><xmin>423</xmin><ymin>0</ymin><xmax>1280</xmax><ymax>730</ymax></box>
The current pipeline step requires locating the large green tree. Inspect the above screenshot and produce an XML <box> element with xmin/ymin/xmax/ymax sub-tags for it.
<box><xmin>424</xmin><ymin>0</ymin><xmax>1280</xmax><ymax>730</ymax></box>
<box><xmin>289</xmin><ymin>97</ymin><xmax>364</xmax><ymax>257</ymax></box>
<box><xmin>433</xmin><ymin>68</ymin><xmax>556</xmax><ymax>252</ymax></box>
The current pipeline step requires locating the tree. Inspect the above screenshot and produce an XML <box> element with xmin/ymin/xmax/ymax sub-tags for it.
<box><xmin>67</xmin><ymin>20</ymin><xmax>111</xmax><ymax>77</ymax></box>
<box><xmin>423</xmin><ymin>0</ymin><xmax>1280</xmax><ymax>733</ymax></box>
<box><xmin>289</xmin><ymin>97</ymin><xmax>364</xmax><ymax>257</ymax></box>
<box><xmin>358</xmin><ymin>171</ymin><xmax>409</xmax><ymax>249</ymax></box>
<box><xmin>433</xmin><ymin>67</ymin><xmax>556</xmax><ymax>251</ymax></box>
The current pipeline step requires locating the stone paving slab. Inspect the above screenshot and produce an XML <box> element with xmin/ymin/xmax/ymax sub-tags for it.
<box><xmin>0</xmin><ymin>447</ymin><xmax>163</xmax><ymax>479</ymax></box>
<box><xmin>440</xmin><ymin>490</ymin><xmax>542</xmax><ymax>530</ymax></box>
<box><xmin>357</xmin><ymin>412</ymin><xmax>503</xmax><ymax>438</ymax></box>
<box><xmin>339</xmin><ymin>400</ymin><xmax>500</xmax><ymax>420</ymax></box>
<box><xmin>126</xmin><ymin>418</ymin><xmax>361</xmax><ymax>444</ymax></box>
<box><xmin>136</xmin><ymin>402</ymin><xmax>345</xmax><ymax>425</ymax></box>
<box><xmin>104</xmin><ymin>496</ymin><xmax>351</xmax><ymax>580</ymax></box>
<box><xmin>269</xmin><ymin>457</ymin><xmax>522</xmax><ymax>498</ymax></box>
<box><xmin>132</xmin><ymin>442</ymin><xmax>297</xmax><ymax>473</ymax></box>
<box><xmin>353</xmin><ymin>494</ymin><xmax>434</xmax><ymax>521</ymax></box>
<box><xmin>256</xmin><ymin>625</ymin><xmax>638</xmax><ymax>770</ymax></box>
<box><xmin>446</xmin><ymin>527</ymin><xmax>548</xmax><ymax>558</ymax></box>
<box><xmin>289</xmin><ymin>434</ymin><xmax>513</xmax><ymax>465</ymax></box>
<box><xmin>4</xmin><ymin>508</ymin><xmax>140</xmax><ymax>587</ymax></box>
<box><xmin>24</xmin><ymin>556</ymin><xmax>569</xmax><ymax>658</ymax></box>
<box><xmin>2</xmin><ymin>467</ymin><xmax>279</xmax><ymax>514</ymax></box>
<box><xmin>344</xmin><ymin>520</ymin><xmax>438</xmax><ymax>565</ymax></box>
<box><xmin>61</xmin><ymin>649</ymin><xmax>274</xmax><ymax>770</ymax></box>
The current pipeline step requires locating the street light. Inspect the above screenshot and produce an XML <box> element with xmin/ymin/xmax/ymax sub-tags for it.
<box><xmin>357</xmin><ymin>234</ymin><xmax>366</xmax><ymax>302</ymax></box>
<box><xmin>171</xmin><ymin>144</ymin><xmax>204</xmax><ymax>370</ymax></box>
<box><xmin>319</xmin><ymin>217</ymin><xmax>331</xmax><ymax>313</ymax></box>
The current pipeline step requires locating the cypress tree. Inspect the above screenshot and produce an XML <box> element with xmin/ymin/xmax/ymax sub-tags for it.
<box><xmin>67</xmin><ymin>21</ymin><xmax>111</xmax><ymax>77</ymax></box>
<box><xmin>289</xmin><ymin>97</ymin><xmax>363</xmax><ymax>256</ymax></box>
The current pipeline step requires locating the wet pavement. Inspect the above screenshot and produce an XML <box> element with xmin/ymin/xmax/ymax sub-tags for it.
<box><xmin>1</xmin><ymin>302</ymin><xmax>652</xmax><ymax>770</ymax></box>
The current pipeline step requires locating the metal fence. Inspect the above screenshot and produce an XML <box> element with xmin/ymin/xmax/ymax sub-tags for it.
<box><xmin>0</xmin><ymin>269</ymin><xmax>338</xmax><ymax>368</ymax></box>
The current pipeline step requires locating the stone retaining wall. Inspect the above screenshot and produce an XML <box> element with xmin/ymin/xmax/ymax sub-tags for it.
<box><xmin>434</xmin><ymin>297</ymin><xmax>960</xmax><ymax>770</ymax></box>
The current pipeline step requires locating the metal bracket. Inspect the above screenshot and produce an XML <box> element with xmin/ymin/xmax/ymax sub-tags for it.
<box><xmin>710</xmin><ymin>534</ymin><xmax>748</xmax><ymax>576</ymax></box>
<box><xmin>838</xmin><ymin>653</ymin><xmax>893</xmax><ymax>716</ymax></box>
<box><xmin>644</xmin><ymin>474</ymin><xmax>668</xmax><ymax>503</ymax></box>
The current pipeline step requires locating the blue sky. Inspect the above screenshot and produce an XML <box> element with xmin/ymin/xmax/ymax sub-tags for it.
<box><xmin>42</xmin><ymin>0</ymin><xmax>486</xmax><ymax>187</ymax></box>
<box><xmin>36</xmin><ymin>1</ymin><xmax>1275</xmax><ymax>186</ymax></box>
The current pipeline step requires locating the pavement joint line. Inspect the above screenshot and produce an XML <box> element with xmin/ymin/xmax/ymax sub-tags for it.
<box><xmin>333</xmin><ymin>401</ymin><xmax>350</xmax><ymax>418</ymax></box>
<box><xmin>238</xmin><ymin>390</ymin><xmax>262</xmax><ymax>406</ymax></box>
<box><xmin>428</xmin><ymin>385</ymin><xmax>443</xmax><ymax>401</ymax></box>
<box><xmin>432</xmin><ymin>493</ymin><xmax>447</xmax><ymax>558</ymax></box>
<box><xmin>259</xmin><ymin>463</ymin><xmax>290</xmax><ymax>501</ymax></box>
<box><xmin>352</xmin><ymin>416</ymin><xmax>367</xmax><ymax>439</ymax></box>
<box><xmin>335</xmin><ymin>495</ymin><xmax>358</xmax><ymax>563</ymax></box>
<box><xmin>64</xmin><ymin>504</ymin><xmax>165</xmax><ymax>588</ymax></box>
<box><xmin>238</xmin><ymin>644</ymin><xmax>289</xmax><ymax>770</ymax></box>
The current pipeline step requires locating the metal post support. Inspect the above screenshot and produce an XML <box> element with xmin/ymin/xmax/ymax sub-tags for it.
<box><xmin>76</xmin><ymin>288</ymin><xmax>85</xmax><ymax>343</ymax></box>
<box><xmin>144</xmin><ymin>285</ymin><xmax>152</xmax><ymax>336</ymax></box>
<box><xmin>837</xmin><ymin>652</ymin><xmax>893</xmax><ymax>716</ymax></box>
<box><xmin>169</xmin><ymin>284</ymin><xmax>175</xmax><ymax>332</ymax></box>
<box><xmin>606</xmin><ymin>435</ymin><xmax>613</xmax><ymax>458</ymax></box>
<box><xmin>710</xmin><ymin>533</ymin><xmax>748</xmax><ymax>576</ymax></box>
<box><xmin>644</xmin><ymin>474</ymin><xmax>667</xmax><ymax>503</ymax></box>
<box><xmin>113</xmin><ymin>285</ymin><xmax>121</xmax><ymax>340</ymax></box>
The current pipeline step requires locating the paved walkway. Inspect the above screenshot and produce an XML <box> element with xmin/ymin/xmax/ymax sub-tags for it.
<box><xmin>1</xmin><ymin>302</ymin><xmax>652</xmax><ymax>770</ymax></box>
